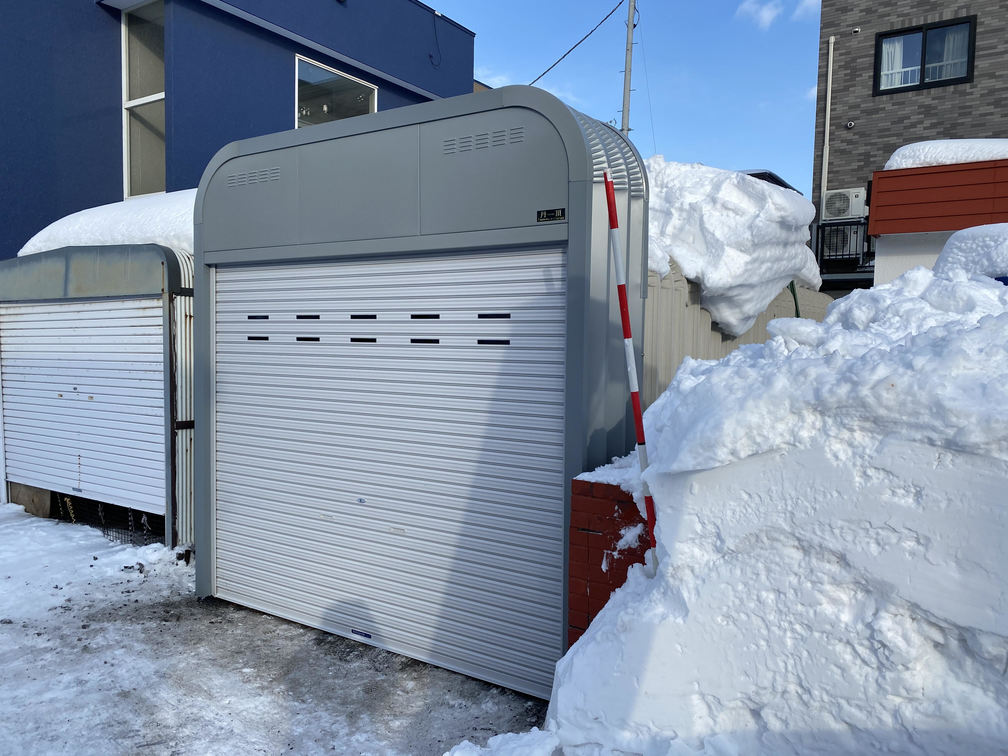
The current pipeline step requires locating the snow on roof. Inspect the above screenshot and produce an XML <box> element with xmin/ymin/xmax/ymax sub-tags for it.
<box><xmin>646</xmin><ymin>156</ymin><xmax>820</xmax><ymax>337</ymax></box>
<box><xmin>18</xmin><ymin>189</ymin><xmax>197</xmax><ymax>258</ymax></box>
<box><xmin>933</xmin><ymin>223</ymin><xmax>1008</xmax><ymax>280</ymax></box>
<box><xmin>451</xmin><ymin>264</ymin><xmax>1008</xmax><ymax>755</ymax></box>
<box><xmin>884</xmin><ymin>139</ymin><xmax>1008</xmax><ymax>171</ymax></box>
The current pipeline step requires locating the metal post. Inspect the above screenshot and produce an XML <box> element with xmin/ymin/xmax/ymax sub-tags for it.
<box><xmin>620</xmin><ymin>0</ymin><xmax>637</xmax><ymax>136</ymax></box>
<box><xmin>604</xmin><ymin>171</ymin><xmax>656</xmax><ymax>550</ymax></box>
<box><xmin>0</xmin><ymin>322</ymin><xmax>7</xmax><ymax>505</ymax></box>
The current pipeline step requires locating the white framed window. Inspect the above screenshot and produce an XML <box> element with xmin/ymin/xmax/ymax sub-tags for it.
<box><xmin>874</xmin><ymin>17</ymin><xmax>976</xmax><ymax>95</ymax></box>
<box><xmin>122</xmin><ymin>1</ymin><xmax>166</xmax><ymax>196</ymax></box>
<box><xmin>295</xmin><ymin>56</ymin><xmax>377</xmax><ymax>128</ymax></box>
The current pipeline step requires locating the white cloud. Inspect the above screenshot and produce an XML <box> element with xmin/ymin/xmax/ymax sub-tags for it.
<box><xmin>806</xmin><ymin>84</ymin><xmax>818</xmax><ymax>101</ymax></box>
<box><xmin>475</xmin><ymin>66</ymin><xmax>585</xmax><ymax>106</ymax></box>
<box><xmin>736</xmin><ymin>0</ymin><xmax>784</xmax><ymax>30</ymax></box>
<box><xmin>474</xmin><ymin>67</ymin><xmax>515</xmax><ymax>89</ymax></box>
<box><xmin>538</xmin><ymin>83</ymin><xmax>586</xmax><ymax>108</ymax></box>
<box><xmin>793</xmin><ymin>0</ymin><xmax>820</xmax><ymax>19</ymax></box>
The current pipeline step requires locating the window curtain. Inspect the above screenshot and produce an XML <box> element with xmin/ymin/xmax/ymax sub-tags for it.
<box><xmin>880</xmin><ymin>36</ymin><xmax>905</xmax><ymax>89</ymax></box>
<box><xmin>937</xmin><ymin>25</ymin><xmax>969</xmax><ymax>80</ymax></box>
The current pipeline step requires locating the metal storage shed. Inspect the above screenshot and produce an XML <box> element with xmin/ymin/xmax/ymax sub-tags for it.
<box><xmin>193</xmin><ymin>85</ymin><xmax>647</xmax><ymax>697</ymax></box>
<box><xmin>0</xmin><ymin>244</ymin><xmax>194</xmax><ymax>546</ymax></box>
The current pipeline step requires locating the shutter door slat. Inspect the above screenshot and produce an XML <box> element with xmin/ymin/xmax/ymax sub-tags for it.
<box><xmin>213</xmin><ymin>250</ymin><xmax>566</xmax><ymax>697</ymax></box>
<box><xmin>0</xmin><ymin>299</ymin><xmax>167</xmax><ymax>515</ymax></box>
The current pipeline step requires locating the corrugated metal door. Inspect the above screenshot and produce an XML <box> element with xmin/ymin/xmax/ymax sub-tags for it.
<box><xmin>0</xmin><ymin>298</ymin><xmax>166</xmax><ymax>514</ymax></box>
<box><xmin>213</xmin><ymin>250</ymin><xmax>567</xmax><ymax>697</ymax></box>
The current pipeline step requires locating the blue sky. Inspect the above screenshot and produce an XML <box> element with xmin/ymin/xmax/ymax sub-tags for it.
<box><xmin>431</xmin><ymin>0</ymin><xmax>822</xmax><ymax>195</ymax></box>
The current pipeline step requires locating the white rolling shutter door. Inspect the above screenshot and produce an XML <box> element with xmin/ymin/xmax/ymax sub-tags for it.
<box><xmin>213</xmin><ymin>250</ymin><xmax>566</xmax><ymax>697</ymax></box>
<box><xmin>0</xmin><ymin>299</ymin><xmax>166</xmax><ymax>514</ymax></box>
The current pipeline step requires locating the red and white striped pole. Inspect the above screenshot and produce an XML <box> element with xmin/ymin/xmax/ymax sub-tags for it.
<box><xmin>603</xmin><ymin>171</ymin><xmax>657</xmax><ymax>551</ymax></box>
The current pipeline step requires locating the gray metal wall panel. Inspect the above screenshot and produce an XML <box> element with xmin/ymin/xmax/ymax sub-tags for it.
<box><xmin>419</xmin><ymin>110</ymin><xmax>569</xmax><ymax>236</ymax></box>
<box><xmin>212</xmin><ymin>250</ymin><xmax>566</xmax><ymax>698</ymax></box>
<box><xmin>0</xmin><ymin>244</ymin><xmax>186</xmax><ymax>302</ymax></box>
<box><xmin>200</xmin><ymin>149</ymin><xmax>301</xmax><ymax>253</ymax></box>
<box><xmin>298</xmin><ymin>126</ymin><xmax>422</xmax><ymax>244</ymax></box>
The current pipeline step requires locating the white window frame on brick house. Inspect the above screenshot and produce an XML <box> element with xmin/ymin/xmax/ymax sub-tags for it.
<box><xmin>873</xmin><ymin>16</ymin><xmax>977</xmax><ymax>96</ymax></box>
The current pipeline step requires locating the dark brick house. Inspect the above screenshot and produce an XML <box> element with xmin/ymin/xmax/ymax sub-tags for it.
<box><xmin>811</xmin><ymin>0</ymin><xmax>1008</xmax><ymax>291</ymax></box>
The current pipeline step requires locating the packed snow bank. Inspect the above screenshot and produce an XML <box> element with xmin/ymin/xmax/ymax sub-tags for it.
<box><xmin>934</xmin><ymin>223</ymin><xmax>1008</xmax><ymax>279</ymax></box>
<box><xmin>646</xmin><ymin>156</ymin><xmax>820</xmax><ymax>336</ymax></box>
<box><xmin>555</xmin><ymin>444</ymin><xmax>1008</xmax><ymax>755</ymax></box>
<box><xmin>451</xmin><ymin>266</ymin><xmax>1008</xmax><ymax>755</ymax></box>
<box><xmin>884</xmin><ymin>139</ymin><xmax>1008</xmax><ymax>170</ymax></box>
<box><xmin>604</xmin><ymin>266</ymin><xmax>1008</xmax><ymax>489</ymax></box>
<box><xmin>18</xmin><ymin>188</ymin><xmax>197</xmax><ymax>257</ymax></box>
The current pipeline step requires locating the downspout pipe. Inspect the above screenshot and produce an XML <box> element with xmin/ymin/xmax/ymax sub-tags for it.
<box><xmin>820</xmin><ymin>35</ymin><xmax>836</xmax><ymax>218</ymax></box>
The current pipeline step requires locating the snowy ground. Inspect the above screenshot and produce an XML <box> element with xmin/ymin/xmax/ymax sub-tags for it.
<box><xmin>0</xmin><ymin>504</ymin><xmax>545</xmax><ymax>755</ymax></box>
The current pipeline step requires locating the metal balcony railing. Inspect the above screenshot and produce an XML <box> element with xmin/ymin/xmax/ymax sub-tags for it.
<box><xmin>816</xmin><ymin>220</ymin><xmax>874</xmax><ymax>277</ymax></box>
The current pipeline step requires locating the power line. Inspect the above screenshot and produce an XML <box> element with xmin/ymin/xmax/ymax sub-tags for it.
<box><xmin>530</xmin><ymin>1</ymin><xmax>625</xmax><ymax>86</ymax></box>
<box><xmin>636</xmin><ymin>5</ymin><xmax>659</xmax><ymax>155</ymax></box>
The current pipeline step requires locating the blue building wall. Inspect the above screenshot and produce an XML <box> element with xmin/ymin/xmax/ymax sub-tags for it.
<box><xmin>217</xmin><ymin>0</ymin><xmax>475</xmax><ymax>98</ymax></box>
<box><xmin>166</xmin><ymin>0</ymin><xmax>443</xmax><ymax>192</ymax></box>
<box><xmin>0</xmin><ymin>1</ymin><xmax>123</xmax><ymax>259</ymax></box>
<box><xmin>0</xmin><ymin>0</ymin><xmax>474</xmax><ymax>259</ymax></box>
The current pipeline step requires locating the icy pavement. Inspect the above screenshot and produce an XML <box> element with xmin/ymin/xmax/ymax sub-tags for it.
<box><xmin>0</xmin><ymin>503</ymin><xmax>546</xmax><ymax>755</ymax></box>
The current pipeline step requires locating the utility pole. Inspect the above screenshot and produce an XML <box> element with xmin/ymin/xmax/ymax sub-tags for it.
<box><xmin>620</xmin><ymin>0</ymin><xmax>636</xmax><ymax>136</ymax></box>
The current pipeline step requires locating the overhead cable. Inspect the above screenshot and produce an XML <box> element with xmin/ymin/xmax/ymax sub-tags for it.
<box><xmin>530</xmin><ymin>1</ymin><xmax>625</xmax><ymax>86</ymax></box>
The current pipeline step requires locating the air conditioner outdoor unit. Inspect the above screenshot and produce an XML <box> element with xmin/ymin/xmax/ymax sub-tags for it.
<box><xmin>822</xmin><ymin>187</ymin><xmax>867</xmax><ymax>220</ymax></box>
<box><xmin>821</xmin><ymin>224</ymin><xmax>861</xmax><ymax>259</ymax></box>
<box><xmin>819</xmin><ymin>223</ymin><xmax>873</xmax><ymax>270</ymax></box>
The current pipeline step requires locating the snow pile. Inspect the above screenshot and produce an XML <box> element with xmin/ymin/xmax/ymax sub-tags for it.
<box><xmin>934</xmin><ymin>223</ymin><xmax>1008</xmax><ymax>280</ymax></box>
<box><xmin>645</xmin><ymin>156</ymin><xmax>820</xmax><ymax>336</ymax></box>
<box><xmin>451</xmin><ymin>259</ymin><xmax>1008</xmax><ymax>754</ymax></box>
<box><xmin>884</xmin><ymin>139</ymin><xmax>1008</xmax><ymax>170</ymax></box>
<box><xmin>18</xmin><ymin>188</ymin><xmax>197</xmax><ymax>257</ymax></box>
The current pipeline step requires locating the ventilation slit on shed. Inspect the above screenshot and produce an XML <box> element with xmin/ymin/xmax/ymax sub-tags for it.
<box><xmin>350</xmin><ymin>314</ymin><xmax>377</xmax><ymax>320</ymax></box>
<box><xmin>296</xmin><ymin>314</ymin><xmax>320</xmax><ymax>320</ymax></box>
<box><xmin>296</xmin><ymin>336</ymin><xmax>320</xmax><ymax>342</ymax></box>
<box><xmin>509</xmin><ymin>126</ymin><xmax>525</xmax><ymax>144</ymax></box>
<box><xmin>411</xmin><ymin>338</ymin><xmax>440</xmax><ymax>344</ymax></box>
<box><xmin>477</xmin><ymin>313</ymin><xmax>511</xmax><ymax>319</ymax></box>
<box><xmin>247</xmin><ymin>336</ymin><xmax>269</xmax><ymax>341</ymax></box>
<box><xmin>478</xmin><ymin>339</ymin><xmax>511</xmax><ymax>346</ymax></box>
<box><xmin>410</xmin><ymin>313</ymin><xmax>440</xmax><ymax>320</ymax></box>
<box><xmin>350</xmin><ymin>337</ymin><xmax>377</xmax><ymax>343</ymax></box>
<box><xmin>247</xmin><ymin>314</ymin><xmax>269</xmax><ymax>320</ymax></box>
<box><xmin>491</xmin><ymin>129</ymin><xmax>507</xmax><ymax>147</ymax></box>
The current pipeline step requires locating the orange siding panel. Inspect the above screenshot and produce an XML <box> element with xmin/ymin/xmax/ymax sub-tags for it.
<box><xmin>868</xmin><ymin>159</ymin><xmax>1008</xmax><ymax>236</ymax></box>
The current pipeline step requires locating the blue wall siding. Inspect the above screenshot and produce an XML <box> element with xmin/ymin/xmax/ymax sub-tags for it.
<box><xmin>165</xmin><ymin>0</ymin><xmax>464</xmax><ymax>191</ymax></box>
<box><xmin>0</xmin><ymin>0</ymin><xmax>474</xmax><ymax>257</ymax></box>
<box><xmin>215</xmin><ymin>0</ymin><xmax>474</xmax><ymax>98</ymax></box>
<box><xmin>0</xmin><ymin>2</ymin><xmax>123</xmax><ymax>259</ymax></box>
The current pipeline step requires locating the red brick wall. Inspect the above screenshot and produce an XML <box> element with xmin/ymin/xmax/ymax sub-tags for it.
<box><xmin>568</xmin><ymin>479</ymin><xmax>648</xmax><ymax>647</ymax></box>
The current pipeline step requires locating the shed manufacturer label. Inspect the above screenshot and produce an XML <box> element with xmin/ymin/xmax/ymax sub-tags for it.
<box><xmin>537</xmin><ymin>208</ymin><xmax>566</xmax><ymax>223</ymax></box>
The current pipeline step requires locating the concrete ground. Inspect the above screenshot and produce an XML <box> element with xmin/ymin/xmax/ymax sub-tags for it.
<box><xmin>0</xmin><ymin>504</ymin><xmax>547</xmax><ymax>755</ymax></box>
